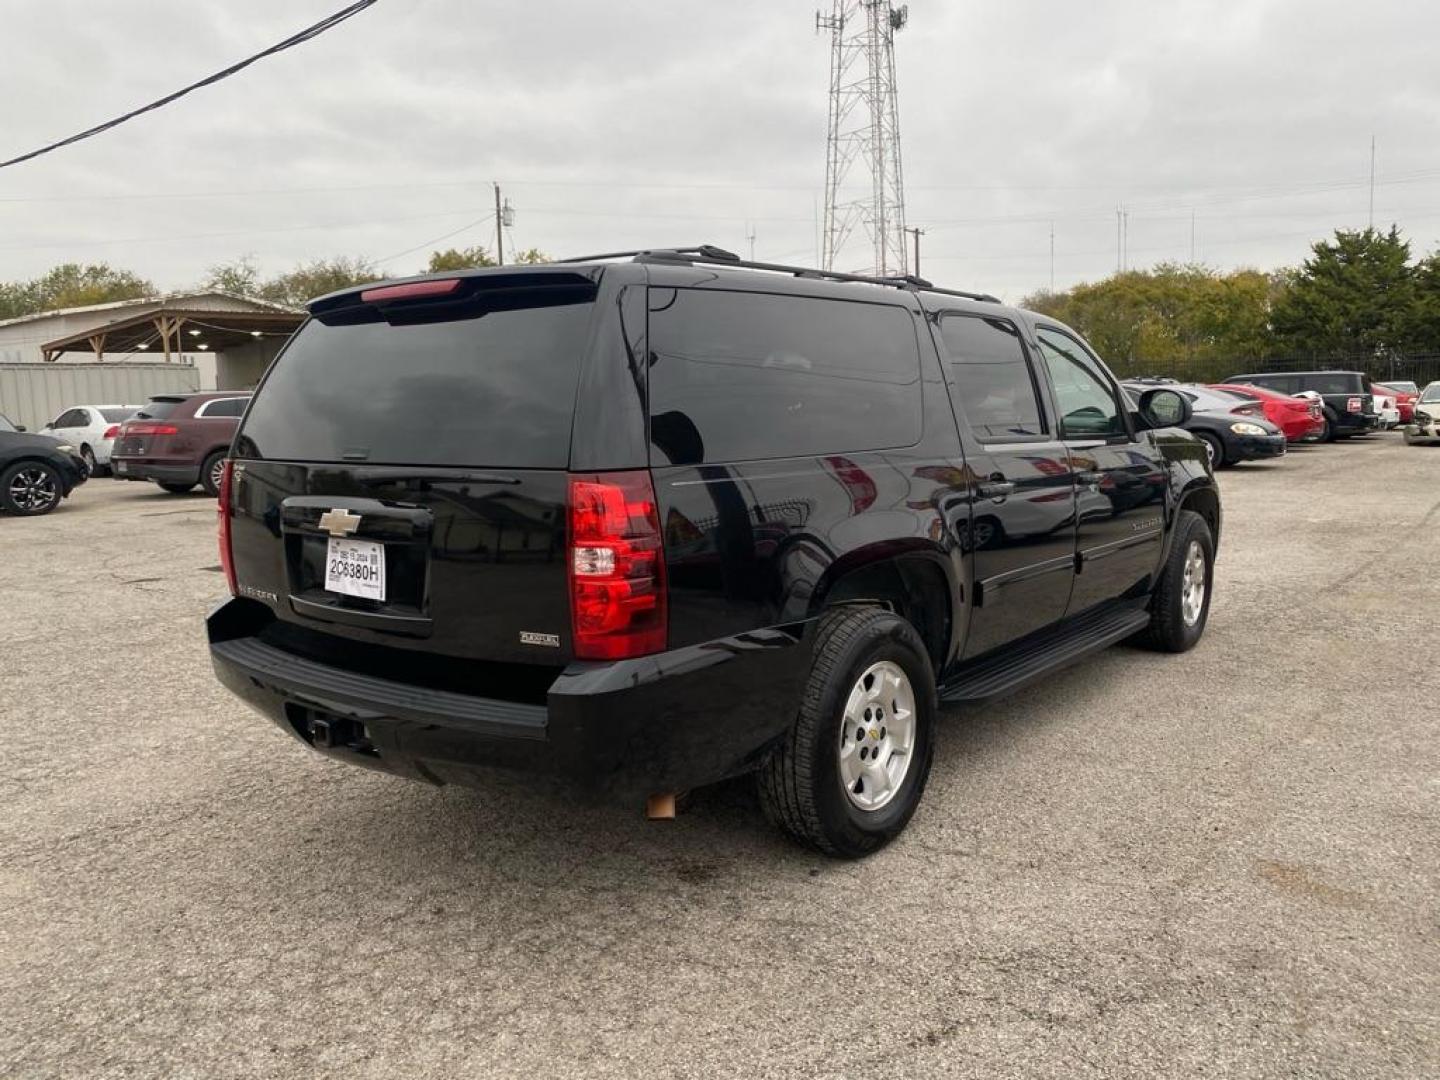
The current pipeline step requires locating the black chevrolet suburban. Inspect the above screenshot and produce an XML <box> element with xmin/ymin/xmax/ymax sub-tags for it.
<box><xmin>1224</xmin><ymin>369</ymin><xmax>1377</xmax><ymax>440</ymax></box>
<box><xmin>209</xmin><ymin>247</ymin><xmax>1221</xmax><ymax>856</ymax></box>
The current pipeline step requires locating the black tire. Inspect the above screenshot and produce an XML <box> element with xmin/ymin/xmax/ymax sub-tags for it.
<box><xmin>1320</xmin><ymin>414</ymin><xmax>1336</xmax><ymax>442</ymax></box>
<box><xmin>199</xmin><ymin>450</ymin><xmax>227</xmax><ymax>498</ymax></box>
<box><xmin>1195</xmin><ymin>430</ymin><xmax>1226</xmax><ymax>469</ymax></box>
<box><xmin>0</xmin><ymin>460</ymin><xmax>64</xmax><ymax>516</ymax></box>
<box><xmin>758</xmin><ymin>607</ymin><xmax>937</xmax><ymax>858</ymax></box>
<box><xmin>158</xmin><ymin>482</ymin><xmax>195</xmax><ymax>494</ymax></box>
<box><xmin>1136</xmin><ymin>509</ymin><xmax>1214</xmax><ymax>653</ymax></box>
<box><xmin>80</xmin><ymin>445</ymin><xmax>97</xmax><ymax>474</ymax></box>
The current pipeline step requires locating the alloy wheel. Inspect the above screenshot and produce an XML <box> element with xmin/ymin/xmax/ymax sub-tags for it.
<box><xmin>1180</xmin><ymin>539</ymin><xmax>1207</xmax><ymax>626</ymax></box>
<box><xmin>8</xmin><ymin>466</ymin><xmax>59</xmax><ymax>513</ymax></box>
<box><xmin>838</xmin><ymin>660</ymin><xmax>917</xmax><ymax>812</ymax></box>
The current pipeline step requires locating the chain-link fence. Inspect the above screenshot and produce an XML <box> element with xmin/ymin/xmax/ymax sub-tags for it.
<box><xmin>1106</xmin><ymin>353</ymin><xmax>1440</xmax><ymax>390</ymax></box>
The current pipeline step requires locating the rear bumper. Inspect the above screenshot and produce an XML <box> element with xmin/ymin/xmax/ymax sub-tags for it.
<box><xmin>111</xmin><ymin>459</ymin><xmax>200</xmax><ymax>484</ymax></box>
<box><xmin>207</xmin><ymin>598</ymin><xmax>811</xmax><ymax>802</ymax></box>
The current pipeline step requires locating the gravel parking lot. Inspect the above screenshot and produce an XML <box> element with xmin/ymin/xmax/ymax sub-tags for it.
<box><xmin>3</xmin><ymin>435</ymin><xmax>1437</xmax><ymax>1079</ymax></box>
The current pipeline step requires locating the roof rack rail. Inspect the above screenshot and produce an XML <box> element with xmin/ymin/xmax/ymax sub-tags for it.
<box><xmin>553</xmin><ymin>244</ymin><xmax>1000</xmax><ymax>304</ymax></box>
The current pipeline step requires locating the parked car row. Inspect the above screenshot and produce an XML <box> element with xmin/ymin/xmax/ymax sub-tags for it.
<box><xmin>1115</xmin><ymin>369</ymin><xmax>1438</xmax><ymax>468</ymax></box>
<box><xmin>0</xmin><ymin>391</ymin><xmax>251</xmax><ymax>515</ymax></box>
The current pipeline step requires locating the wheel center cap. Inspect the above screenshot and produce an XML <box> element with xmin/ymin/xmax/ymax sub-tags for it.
<box><xmin>869</xmin><ymin>728</ymin><xmax>879</xmax><ymax>740</ymax></box>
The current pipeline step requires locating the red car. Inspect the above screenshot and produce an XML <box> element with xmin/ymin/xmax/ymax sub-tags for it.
<box><xmin>111</xmin><ymin>391</ymin><xmax>251</xmax><ymax>497</ymax></box>
<box><xmin>1372</xmin><ymin>383</ymin><xmax>1417</xmax><ymax>424</ymax></box>
<box><xmin>1210</xmin><ymin>383</ymin><xmax>1324</xmax><ymax>442</ymax></box>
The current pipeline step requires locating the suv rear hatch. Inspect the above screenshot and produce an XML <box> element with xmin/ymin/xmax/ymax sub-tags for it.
<box><xmin>114</xmin><ymin>396</ymin><xmax>186</xmax><ymax>458</ymax></box>
<box><xmin>228</xmin><ymin>270</ymin><xmax>612</xmax><ymax>681</ymax></box>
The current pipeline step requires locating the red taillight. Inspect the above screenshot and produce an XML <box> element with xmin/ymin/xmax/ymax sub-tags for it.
<box><xmin>217</xmin><ymin>460</ymin><xmax>237</xmax><ymax>597</ymax></box>
<box><xmin>360</xmin><ymin>278</ymin><xmax>462</xmax><ymax>303</ymax></box>
<box><xmin>102</xmin><ymin>424</ymin><xmax>121</xmax><ymax>439</ymax></box>
<box><xmin>567</xmin><ymin>470</ymin><xmax>667</xmax><ymax>660</ymax></box>
<box><xmin>125</xmin><ymin>421</ymin><xmax>178</xmax><ymax>436</ymax></box>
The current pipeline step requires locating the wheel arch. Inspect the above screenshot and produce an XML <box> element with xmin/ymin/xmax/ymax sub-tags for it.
<box><xmin>810</xmin><ymin>546</ymin><xmax>957</xmax><ymax>673</ymax></box>
<box><xmin>1176</xmin><ymin>481</ymin><xmax>1221</xmax><ymax>553</ymax></box>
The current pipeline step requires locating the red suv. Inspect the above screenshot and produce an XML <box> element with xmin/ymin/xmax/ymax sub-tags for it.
<box><xmin>111</xmin><ymin>392</ymin><xmax>250</xmax><ymax>496</ymax></box>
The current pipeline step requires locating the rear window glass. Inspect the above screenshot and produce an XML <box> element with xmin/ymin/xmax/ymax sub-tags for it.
<box><xmin>236</xmin><ymin>299</ymin><xmax>595</xmax><ymax>468</ymax></box>
<box><xmin>647</xmin><ymin>288</ymin><xmax>921</xmax><ymax>465</ymax></box>
<box><xmin>100</xmin><ymin>407</ymin><xmax>138</xmax><ymax>423</ymax></box>
<box><xmin>136</xmin><ymin>398</ymin><xmax>183</xmax><ymax>419</ymax></box>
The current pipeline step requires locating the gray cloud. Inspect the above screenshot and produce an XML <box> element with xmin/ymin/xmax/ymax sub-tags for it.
<box><xmin>1</xmin><ymin>0</ymin><xmax>1437</xmax><ymax>302</ymax></box>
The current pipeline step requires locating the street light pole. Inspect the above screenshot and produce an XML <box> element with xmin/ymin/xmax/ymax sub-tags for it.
<box><xmin>494</xmin><ymin>182</ymin><xmax>505</xmax><ymax>265</ymax></box>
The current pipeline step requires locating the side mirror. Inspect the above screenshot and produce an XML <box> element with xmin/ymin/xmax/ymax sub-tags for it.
<box><xmin>1138</xmin><ymin>388</ymin><xmax>1192</xmax><ymax>429</ymax></box>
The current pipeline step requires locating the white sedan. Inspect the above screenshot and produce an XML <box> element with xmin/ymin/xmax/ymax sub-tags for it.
<box><xmin>39</xmin><ymin>404</ymin><xmax>141</xmax><ymax>474</ymax></box>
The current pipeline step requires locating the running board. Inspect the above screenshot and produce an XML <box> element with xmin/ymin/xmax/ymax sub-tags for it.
<box><xmin>939</xmin><ymin>605</ymin><xmax>1151</xmax><ymax>706</ymax></box>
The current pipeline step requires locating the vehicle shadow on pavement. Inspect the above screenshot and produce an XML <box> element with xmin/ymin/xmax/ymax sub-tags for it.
<box><xmin>232</xmin><ymin>639</ymin><xmax>1149</xmax><ymax>918</ymax></box>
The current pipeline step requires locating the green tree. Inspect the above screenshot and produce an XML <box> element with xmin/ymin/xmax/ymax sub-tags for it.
<box><xmin>426</xmin><ymin>246</ymin><xmax>496</xmax><ymax>272</ymax></box>
<box><xmin>257</xmin><ymin>256</ymin><xmax>382</xmax><ymax>308</ymax></box>
<box><xmin>1406</xmin><ymin>250</ymin><xmax>1440</xmax><ymax>352</ymax></box>
<box><xmin>204</xmin><ymin>256</ymin><xmax>262</xmax><ymax>297</ymax></box>
<box><xmin>1022</xmin><ymin>263</ymin><xmax>1281</xmax><ymax>374</ymax></box>
<box><xmin>11</xmin><ymin>262</ymin><xmax>155</xmax><ymax>317</ymax></box>
<box><xmin>512</xmin><ymin>248</ymin><xmax>550</xmax><ymax>265</ymax></box>
<box><xmin>1270</xmin><ymin>226</ymin><xmax>1415</xmax><ymax>357</ymax></box>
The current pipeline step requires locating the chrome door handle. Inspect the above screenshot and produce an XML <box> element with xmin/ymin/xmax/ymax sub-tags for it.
<box><xmin>1076</xmin><ymin>471</ymin><xmax>1104</xmax><ymax>487</ymax></box>
<box><xmin>976</xmin><ymin>480</ymin><xmax>1015</xmax><ymax>499</ymax></box>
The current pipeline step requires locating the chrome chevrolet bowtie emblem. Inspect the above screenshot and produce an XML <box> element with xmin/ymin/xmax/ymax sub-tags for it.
<box><xmin>317</xmin><ymin>508</ymin><xmax>362</xmax><ymax>537</ymax></box>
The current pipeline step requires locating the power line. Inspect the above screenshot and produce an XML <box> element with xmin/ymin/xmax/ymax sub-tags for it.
<box><xmin>373</xmin><ymin>213</ymin><xmax>495</xmax><ymax>265</ymax></box>
<box><xmin>0</xmin><ymin>1</ymin><xmax>380</xmax><ymax>170</ymax></box>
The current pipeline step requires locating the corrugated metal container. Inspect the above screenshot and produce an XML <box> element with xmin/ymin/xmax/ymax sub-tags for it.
<box><xmin>0</xmin><ymin>363</ymin><xmax>200</xmax><ymax>431</ymax></box>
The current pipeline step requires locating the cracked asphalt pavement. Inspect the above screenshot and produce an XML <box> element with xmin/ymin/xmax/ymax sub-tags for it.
<box><xmin>2</xmin><ymin>435</ymin><xmax>1437</xmax><ymax>1078</ymax></box>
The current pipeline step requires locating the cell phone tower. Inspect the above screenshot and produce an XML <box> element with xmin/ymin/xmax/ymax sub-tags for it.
<box><xmin>817</xmin><ymin>1</ymin><xmax>909</xmax><ymax>277</ymax></box>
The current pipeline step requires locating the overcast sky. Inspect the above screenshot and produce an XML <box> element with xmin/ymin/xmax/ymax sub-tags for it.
<box><xmin>1</xmin><ymin>0</ymin><xmax>1437</xmax><ymax>303</ymax></box>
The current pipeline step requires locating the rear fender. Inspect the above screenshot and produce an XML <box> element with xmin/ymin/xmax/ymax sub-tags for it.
<box><xmin>807</xmin><ymin>542</ymin><xmax>960</xmax><ymax>671</ymax></box>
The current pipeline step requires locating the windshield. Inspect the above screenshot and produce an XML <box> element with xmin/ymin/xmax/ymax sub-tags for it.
<box><xmin>237</xmin><ymin>291</ymin><xmax>597</xmax><ymax>468</ymax></box>
<box><xmin>1420</xmin><ymin>384</ymin><xmax>1440</xmax><ymax>404</ymax></box>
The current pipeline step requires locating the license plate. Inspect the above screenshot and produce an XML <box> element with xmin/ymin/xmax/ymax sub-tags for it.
<box><xmin>325</xmin><ymin>537</ymin><xmax>386</xmax><ymax>601</ymax></box>
<box><xmin>116</xmin><ymin>461</ymin><xmax>128</xmax><ymax>473</ymax></box>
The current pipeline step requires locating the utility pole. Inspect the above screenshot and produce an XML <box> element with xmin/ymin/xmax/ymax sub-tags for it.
<box><xmin>1049</xmin><ymin>221</ymin><xmax>1055</xmax><ymax>292</ymax></box>
<box><xmin>1369</xmin><ymin>135</ymin><xmax>1376</xmax><ymax>231</ymax></box>
<box><xmin>1122</xmin><ymin>209</ymin><xmax>1129</xmax><ymax>272</ymax></box>
<box><xmin>1190</xmin><ymin>211</ymin><xmax>1196</xmax><ymax>263</ymax></box>
<box><xmin>493</xmin><ymin>182</ymin><xmax>504</xmax><ymax>265</ymax></box>
<box><xmin>747</xmin><ymin>223</ymin><xmax>757</xmax><ymax>261</ymax></box>
<box><xmin>817</xmin><ymin>2</ymin><xmax>910</xmax><ymax>276</ymax></box>
<box><xmin>1115</xmin><ymin>208</ymin><xmax>1122</xmax><ymax>274</ymax></box>
<box><xmin>906</xmin><ymin>225</ymin><xmax>924</xmax><ymax>277</ymax></box>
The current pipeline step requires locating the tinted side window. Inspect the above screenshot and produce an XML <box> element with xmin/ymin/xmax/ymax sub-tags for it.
<box><xmin>1305</xmin><ymin>373</ymin><xmax>1363</xmax><ymax>395</ymax></box>
<box><xmin>647</xmin><ymin>288</ymin><xmax>921</xmax><ymax>465</ymax></box>
<box><xmin>936</xmin><ymin>314</ymin><xmax>1045</xmax><ymax>440</ymax></box>
<box><xmin>1035</xmin><ymin>328</ymin><xmax>1125</xmax><ymax>438</ymax></box>
<box><xmin>54</xmin><ymin>409</ymin><xmax>88</xmax><ymax>428</ymax></box>
<box><xmin>199</xmin><ymin>397</ymin><xmax>248</xmax><ymax>418</ymax></box>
